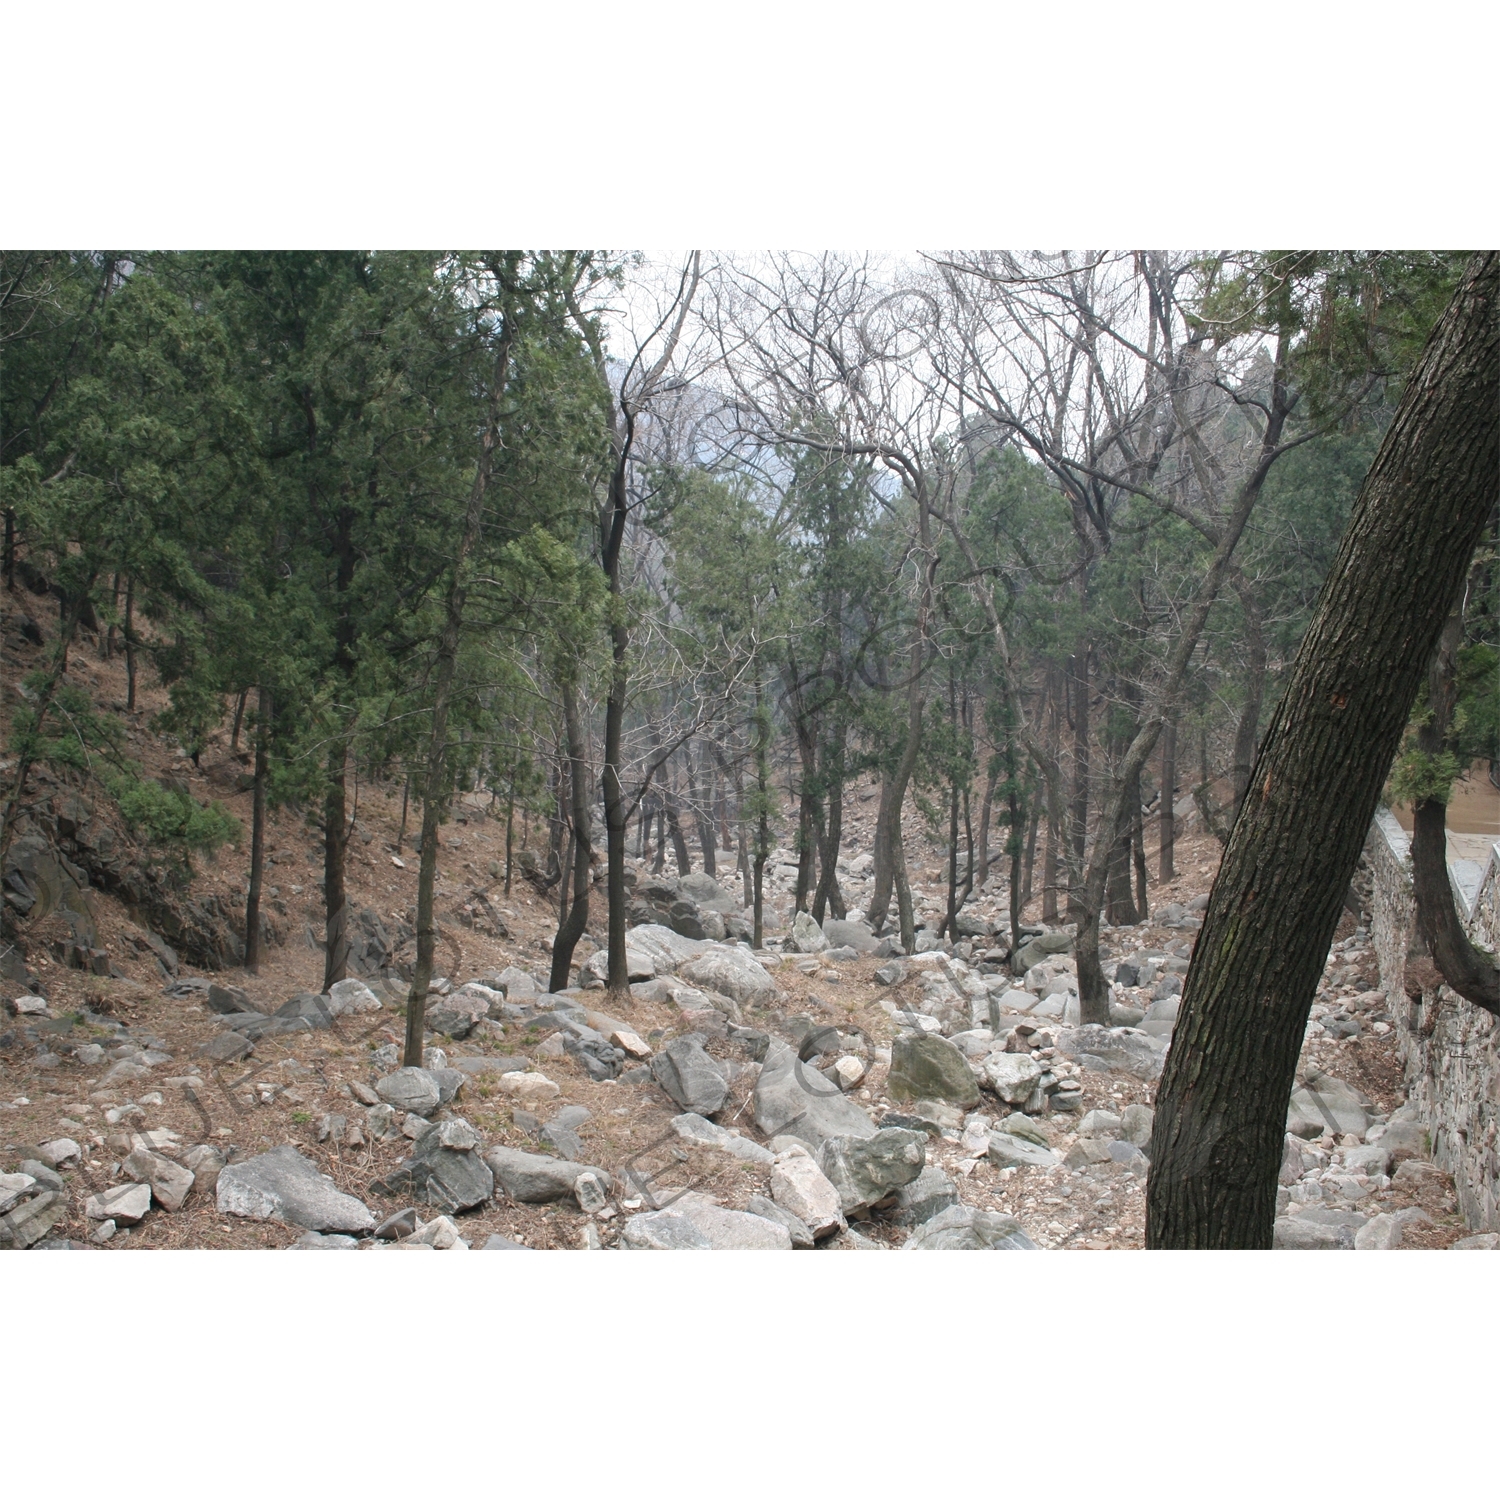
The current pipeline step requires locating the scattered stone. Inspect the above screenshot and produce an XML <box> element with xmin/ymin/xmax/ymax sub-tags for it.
<box><xmin>1451</xmin><ymin>1232</ymin><xmax>1500</xmax><ymax>1250</ymax></box>
<box><xmin>888</xmin><ymin>1032</ymin><xmax>981</xmax><ymax>1107</ymax></box>
<box><xmin>216</xmin><ymin>1145</ymin><xmax>375</xmax><ymax>1232</ymax></box>
<box><xmin>1273</xmin><ymin>1217</ymin><xmax>1355</xmax><ymax>1249</ymax></box>
<box><xmin>1055</xmin><ymin>1024</ymin><xmax>1164</xmax><ymax>1082</ymax></box>
<box><xmin>377</xmin><ymin>1117</ymin><xmax>494</xmax><ymax>1211</ymax></box>
<box><xmin>1077</xmin><ymin>1109</ymin><xmax>1122</xmax><ymax>1139</ymax></box>
<box><xmin>620</xmin><ymin>1210</ymin><xmax>714</xmax><ymax>1250</ymax></box>
<box><xmin>818</xmin><ymin>1128</ymin><xmax>926</xmax><ymax>1213</ymax></box>
<box><xmin>123</xmin><ymin>1149</ymin><xmax>194</xmax><ymax>1211</ymax></box>
<box><xmin>374</xmin><ymin>1067</ymin><xmax>443</xmax><ymax>1116</ymax></box>
<box><xmin>788</xmin><ymin>911</ymin><xmax>830</xmax><ymax>954</ymax></box>
<box><xmin>754</xmin><ymin>1040</ymin><xmax>879</xmax><ymax>1148</ymax></box>
<box><xmin>988</xmin><ymin>1132</ymin><xmax>1057</xmax><ymax>1168</ymax></box>
<box><xmin>652</xmin><ymin>1034</ymin><xmax>729</xmax><ymax>1116</ymax></box>
<box><xmin>86</xmin><ymin>1182</ymin><xmax>152</xmax><ymax>1224</ymax></box>
<box><xmin>327</xmin><ymin>978</ymin><xmax>381</xmax><ymax>1015</ymax></box>
<box><xmin>658</xmin><ymin>1191</ymin><xmax>793</xmax><ymax>1250</ymax></box>
<box><xmin>1062</xmin><ymin>1138</ymin><xmax>1115</xmax><ymax>1169</ymax></box>
<box><xmin>670</xmin><ymin>1112</ymin><xmax>775</xmax><ymax>1164</ymax></box>
<box><xmin>1286</xmin><ymin>1074</ymin><xmax>1370</xmax><ymax>1138</ymax></box>
<box><xmin>38</xmin><ymin>1137</ymin><xmax>81</xmax><ymax>1166</ymax></box>
<box><xmin>1</xmin><ymin>1192</ymin><xmax>66</xmax><ymax>1248</ymax></box>
<box><xmin>1354</xmin><ymin>1214</ymin><xmax>1404</xmax><ymax>1250</ymax></box>
<box><xmin>1119</xmin><ymin>1103</ymin><xmax>1154</xmax><ymax>1148</ymax></box>
<box><xmin>574</xmin><ymin>1172</ymin><xmax>607</xmax><ymax>1213</ymax></box>
<box><xmin>484</xmin><ymin>1147</ymin><xmax>613</xmax><ymax>1204</ymax></box>
<box><xmin>905</xmin><ymin>1204</ymin><xmax>1037</xmax><ymax>1250</ymax></box>
<box><xmin>678</xmin><ymin>947</ymin><xmax>777</xmax><ymax>1006</ymax></box>
<box><xmin>889</xmin><ymin>1166</ymin><xmax>959</xmax><ymax>1226</ymax></box>
<box><xmin>745</xmin><ymin>1194</ymin><xmax>815</xmax><ymax>1248</ymax></box>
<box><xmin>770</xmin><ymin>1151</ymin><xmax>845</xmax><ymax>1237</ymax></box>
<box><xmin>981</xmin><ymin>1052</ymin><xmax>1043</xmax><ymax>1105</ymax></box>
<box><xmin>829</xmin><ymin>1055</ymin><xmax>866</xmax><ymax>1091</ymax></box>
<box><xmin>407</xmin><ymin>1215</ymin><xmax>466</xmax><ymax>1249</ymax></box>
<box><xmin>495</xmin><ymin>1071</ymin><xmax>561</xmax><ymax>1104</ymax></box>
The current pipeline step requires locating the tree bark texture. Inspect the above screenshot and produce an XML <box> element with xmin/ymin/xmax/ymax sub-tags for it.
<box><xmin>1147</xmin><ymin>251</ymin><xmax>1499</xmax><ymax>1248</ymax></box>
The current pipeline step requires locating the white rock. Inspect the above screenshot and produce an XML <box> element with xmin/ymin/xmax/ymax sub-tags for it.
<box><xmin>830</xmin><ymin>1055</ymin><xmax>867</xmax><ymax>1091</ymax></box>
<box><xmin>610</xmin><ymin>1027</ymin><xmax>652</xmax><ymax>1059</ymax></box>
<box><xmin>496</xmin><ymin>1070</ymin><xmax>561</xmax><ymax>1103</ymax></box>
<box><xmin>327</xmin><ymin>978</ymin><xmax>381</xmax><ymax>1016</ymax></box>
<box><xmin>981</xmin><ymin>1053</ymin><xmax>1043</xmax><ymax>1105</ymax></box>
<box><xmin>770</xmin><ymin>1154</ymin><xmax>845</xmax><ymax>1239</ymax></box>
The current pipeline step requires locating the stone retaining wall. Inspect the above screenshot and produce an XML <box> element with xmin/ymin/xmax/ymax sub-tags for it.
<box><xmin>1366</xmin><ymin>809</ymin><xmax>1500</xmax><ymax>1231</ymax></box>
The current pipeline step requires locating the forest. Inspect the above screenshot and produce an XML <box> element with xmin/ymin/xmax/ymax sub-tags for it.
<box><xmin>2</xmin><ymin>248</ymin><xmax>1496</xmax><ymax>1253</ymax></box>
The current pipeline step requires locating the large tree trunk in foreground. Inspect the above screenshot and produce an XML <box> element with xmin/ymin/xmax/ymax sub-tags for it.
<box><xmin>1147</xmin><ymin>251</ymin><xmax>1499</xmax><ymax>1249</ymax></box>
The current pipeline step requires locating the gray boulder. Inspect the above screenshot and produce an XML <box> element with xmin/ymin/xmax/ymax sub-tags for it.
<box><xmin>216</xmin><ymin>1146</ymin><xmax>375</xmax><ymax>1233</ymax></box>
<box><xmin>1140</xmin><ymin>997</ymin><xmax>1180</xmax><ymax>1037</ymax></box>
<box><xmin>905</xmin><ymin>1204</ymin><xmax>1038</xmax><ymax>1250</ymax></box>
<box><xmin>670</xmin><ymin>1112</ymin><xmax>775</xmax><ymax>1164</ymax></box>
<box><xmin>1273</xmin><ymin>1216</ymin><xmax>1355</xmax><ymax>1249</ymax></box>
<box><xmin>123</xmin><ymin>1148</ymin><xmax>195</xmax><ymax>1211</ymax></box>
<box><xmin>375</xmin><ymin>1067</ymin><xmax>443</xmax><ymax>1116</ymax></box>
<box><xmin>620</xmin><ymin>1211</ymin><xmax>714</xmax><ymax>1250</ymax></box>
<box><xmin>1055</xmin><ymin>1024</ymin><xmax>1165</xmax><ymax>1082</ymax></box>
<box><xmin>745</xmin><ymin>1194</ymin><xmax>816</xmax><ymax>1248</ymax></box>
<box><xmin>1119</xmin><ymin>1103</ymin><xmax>1155</xmax><ymax>1148</ymax></box>
<box><xmin>622</xmin><ymin>924</ymin><xmax>712</xmax><ymax>973</ymax></box>
<box><xmin>889</xmin><ymin>1166</ymin><xmax>959</xmax><ymax>1226</ymax></box>
<box><xmin>981</xmin><ymin>1051</ymin><xmax>1043</xmax><ymax>1105</ymax></box>
<box><xmin>664</xmin><ymin>1191</ymin><xmax>794</xmax><ymax>1249</ymax></box>
<box><xmin>86</xmin><ymin>1182</ymin><xmax>152</xmax><ymax>1225</ymax></box>
<box><xmin>987</xmin><ymin>1132</ymin><xmax>1058</xmax><ymax>1169</ymax></box>
<box><xmin>484</xmin><ymin>1147</ymin><xmax>613</xmax><ymax>1204</ymax></box>
<box><xmin>679</xmin><ymin>947</ymin><xmax>777</xmax><ymax>1006</ymax></box>
<box><xmin>754</xmin><ymin>1040</ymin><xmax>879</xmax><ymax>1148</ymax></box>
<box><xmin>377</xmin><ymin>1117</ymin><xmax>494</xmax><ymax>1210</ymax></box>
<box><xmin>652</xmin><ymin>1035</ymin><xmax>729</xmax><ymax>1116</ymax></box>
<box><xmin>1011</xmin><ymin>930</ymin><xmax>1073</xmax><ymax>975</ymax></box>
<box><xmin>822</xmin><ymin>919</ymin><xmax>880</xmax><ymax>953</ymax></box>
<box><xmin>887</xmin><ymin>1032</ymin><xmax>981</xmax><ymax>1107</ymax></box>
<box><xmin>788</xmin><ymin>911</ymin><xmax>830</xmax><ymax>954</ymax></box>
<box><xmin>1286</xmin><ymin>1075</ymin><xmax>1370</xmax><ymax>1138</ymax></box>
<box><xmin>818</xmin><ymin>1128</ymin><xmax>926</xmax><ymax>1213</ymax></box>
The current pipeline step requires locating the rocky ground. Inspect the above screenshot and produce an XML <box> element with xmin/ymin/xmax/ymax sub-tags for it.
<box><xmin>3</xmin><ymin>593</ymin><xmax>1494</xmax><ymax>1252</ymax></box>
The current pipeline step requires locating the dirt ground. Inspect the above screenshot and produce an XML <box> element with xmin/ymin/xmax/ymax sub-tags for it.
<box><xmin>0</xmin><ymin>586</ymin><xmax>1477</xmax><ymax>1251</ymax></box>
